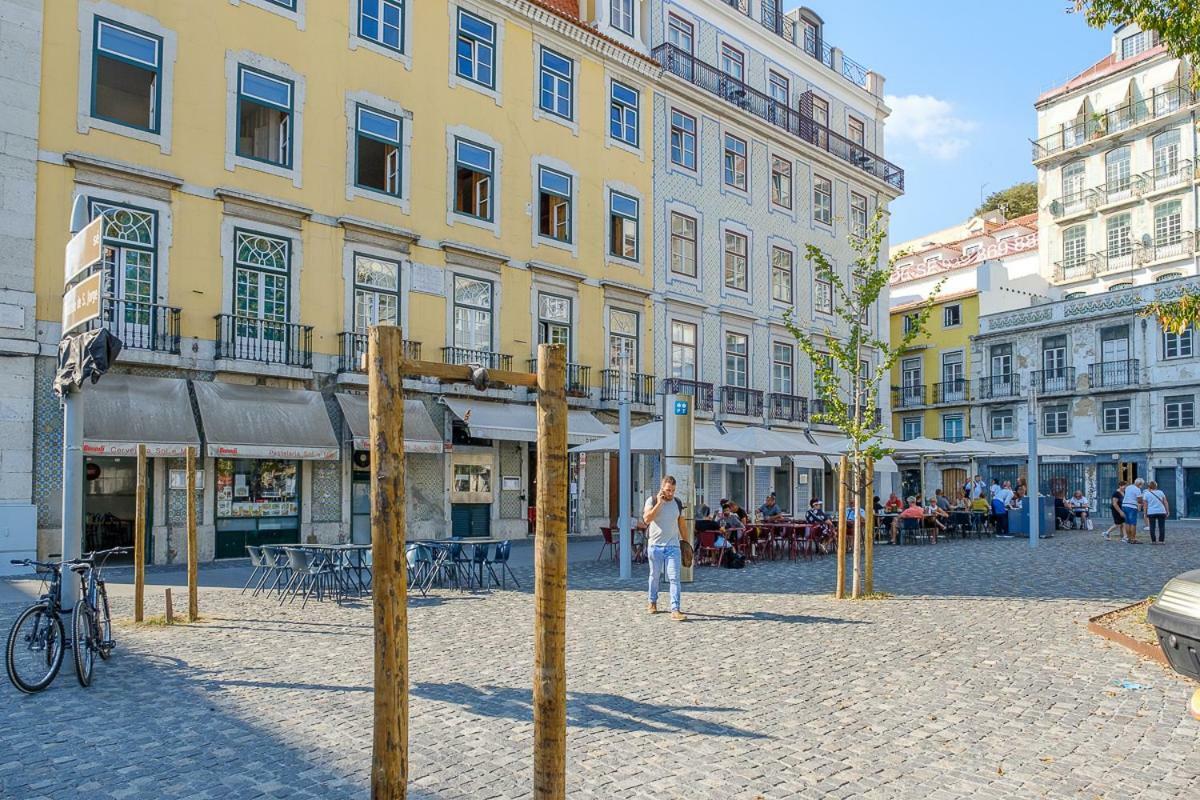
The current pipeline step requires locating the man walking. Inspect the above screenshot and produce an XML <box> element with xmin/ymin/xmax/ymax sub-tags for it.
<box><xmin>992</xmin><ymin>480</ymin><xmax>1015</xmax><ymax>537</ymax></box>
<box><xmin>643</xmin><ymin>475</ymin><xmax>686</xmax><ymax>621</ymax></box>
<box><xmin>1121</xmin><ymin>478</ymin><xmax>1145</xmax><ymax>544</ymax></box>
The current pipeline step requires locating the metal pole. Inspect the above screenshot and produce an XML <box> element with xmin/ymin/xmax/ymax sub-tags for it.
<box><xmin>59</xmin><ymin>196</ymin><xmax>90</xmax><ymax>610</ymax></box>
<box><xmin>1027</xmin><ymin>385</ymin><xmax>1039</xmax><ymax>549</ymax></box>
<box><xmin>617</xmin><ymin>355</ymin><xmax>632</xmax><ymax>581</ymax></box>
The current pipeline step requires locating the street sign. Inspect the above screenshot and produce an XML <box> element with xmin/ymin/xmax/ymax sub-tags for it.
<box><xmin>674</xmin><ymin>400</ymin><xmax>689</xmax><ymax>415</ymax></box>
<box><xmin>64</xmin><ymin>216</ymin><xmax>103</xmax><ymax>285</ymax></box>
<box><xmin>62</xmin><ymin>271</ymin><xmax>102</xmax><ymax>334</ymax></box>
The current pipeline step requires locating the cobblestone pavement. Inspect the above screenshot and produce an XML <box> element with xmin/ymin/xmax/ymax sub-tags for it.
<box><xmin>2</xmin><ymin>529</ymin><xmax>1198</xmax><ymax>799</ymax></box>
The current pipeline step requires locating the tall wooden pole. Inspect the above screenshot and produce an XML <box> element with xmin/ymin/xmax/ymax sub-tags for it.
<box><xmin>369</xmin><ymin>326</ymin><xmax>409</xmax><ymax>800</ymax></box>
<box><xmin>835</xmin><ymin>455</ymin><xmax>847</xmax><ymax>600</ymax></box>
<box><xmin>134</xmin><ymin>444</ymin><xmax>147</xmax><ymax>623</ymax></box>
<box><xmin>533</xmin><ymin>343</ymin><xmax>568</xmax><ymax>800</ymax></box>
<box><xmin>864</xmin><ymin>458</ymin><xmax>875</xmax><ymax>595</ymax></box>
<box><xmin>186</xmin><ymin>446</ymin><xmax>198</xmax><ymax>622</ymax></box>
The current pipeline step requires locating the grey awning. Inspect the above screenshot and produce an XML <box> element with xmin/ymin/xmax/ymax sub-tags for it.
<box><xmin>194</xmin><ymin>381</ymin><xmax>339</xmax><ymax>461</ymax></box>
<box><xmin>82</xmin><ymin>375</ymin><xmax>200</xmax><ymax>458</ymax></box>
<box><xmin>443</xmin><ymin>397</ymin><xmax>610</xmax><ymax>445</ymax></box>
<box><xmin>335</xmin><ymin>393</ymin><xmax>443</xmax><ymax>454</ymax></box>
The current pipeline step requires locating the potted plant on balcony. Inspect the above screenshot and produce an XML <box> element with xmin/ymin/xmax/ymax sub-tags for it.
<box><xmin>1090</xmin><ymin>111</ymin><xmax>1107</xmax><ymax>139</ymax></box>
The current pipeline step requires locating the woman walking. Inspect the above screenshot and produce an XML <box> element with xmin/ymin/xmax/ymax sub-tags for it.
<box><xmin>1144</xmin><ymin>480</ymin><xmax>1169</xmax><ymax>544</ymax></box>
<box><xmin>1103</xmin><ymin>479</ymin><xmax>1127</xmax><ymax>540</ymax></box>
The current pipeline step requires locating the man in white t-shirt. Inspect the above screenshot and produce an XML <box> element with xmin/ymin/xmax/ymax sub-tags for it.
<box><xmin>966</xmin><ymin>475</ymin><xmax>987</xmax><ymax>500</ymax></box>
<box><xmin>1066</xmin><ymin>490</ymin><xmax>1090</xmax><ymax>529</ymax></box>
<box><xmin>1121</xmin><ymin>478</ymin><xmax>1144</xmax><ymax>543</ymax></box>
<box><xmin>642</xmin><ymin>476</ymin><xmax>685</xmax><ymax>620</ymax></box>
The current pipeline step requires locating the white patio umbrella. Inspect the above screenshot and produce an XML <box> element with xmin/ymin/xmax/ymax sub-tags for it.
<box><xmin>986</xmin><ymin>441</ymin><xmax>1092</xmax><ymax>459</ymax></box>
<box><xmin>569</xmin><ymin>420</ymin><xmax>763</xmax><ymax>459</ymax></box>
<box><xmin>717</xmin><ymin>426</ymin><xmax>830</xmax><ymax>513</ymax></box>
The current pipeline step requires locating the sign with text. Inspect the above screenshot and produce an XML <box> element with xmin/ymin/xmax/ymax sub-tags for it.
<box><xmin>61</xmin><ymin>271</ymin><xmax>102</xmax><ymax>334</ymax></box>
<box><xmin>64</xmin><ymin>217</ymin><xmax>104</xmax><ymax>285</ymax></box>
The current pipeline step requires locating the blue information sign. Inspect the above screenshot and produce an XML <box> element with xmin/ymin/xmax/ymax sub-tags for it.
<box><xmin>674</xmin><ymin>400</ymin><xmax>689</xmax><ymax>415</ymax></box>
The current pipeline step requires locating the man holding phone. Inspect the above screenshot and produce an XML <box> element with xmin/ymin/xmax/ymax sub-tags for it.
<box><xmin>642</xmin><ymin>475</ymin><xmax>686</xmax><ymax>621</ymax></box>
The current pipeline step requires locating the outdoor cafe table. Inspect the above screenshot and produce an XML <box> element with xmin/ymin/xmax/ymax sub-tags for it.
<box><xmin>742</xmin><ymin>521</ymin><xmax>818</xmax><ymax>561</ymax></box>
<box><xmin>302</xmin><ymin>543</ymin><xmax>372</xmax><ymax>594</ymax></box>
<box><xmin>409</xmin><ymin>538</ymin><xmax>503</xmax><ymax>596</ymax></box>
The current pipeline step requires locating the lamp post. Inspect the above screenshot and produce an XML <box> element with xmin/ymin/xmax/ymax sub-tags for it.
<box><xmin>1027</xmin><ymin>383</ymin><xmax>1039</xmax><ymax>549</ymax></box>
<box><xmin>60</xmin><ymin>195</ymin><xmax>92</xmax><ymax>609</ymax></box>
<box><xmin>617</xmin><ymin>354</ymin><xmax>632</xmax><ymax>581</ymax></box>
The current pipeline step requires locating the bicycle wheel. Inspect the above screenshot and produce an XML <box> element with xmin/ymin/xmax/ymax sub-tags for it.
<box><xmin>5</xmin><ymin>603</ymin><xmax>65</xmax><ymax>694</ymax></box>
<box><xmin>96</xmin><ymin>583</ymin><xmax>113</xmax><ymax>660</ymax></box>
<box><xmin>72</xmin><ymin>600</ymin><xmax>97</xmax><ymax>687</ymax></box>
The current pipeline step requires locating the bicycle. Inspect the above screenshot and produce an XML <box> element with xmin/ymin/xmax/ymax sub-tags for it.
<box><xmin>71</xmin><ymin>546</ymin><xmax>132</xmax><ymax>688</ymax></box>
<box><xmin>5</xmin><ymin>555</ymin><xmax>68</xmax><ymax>694</ymax></box>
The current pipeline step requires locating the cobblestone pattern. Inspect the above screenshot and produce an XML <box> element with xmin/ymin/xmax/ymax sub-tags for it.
<box><xmin>2</xmin><ymin>530</ymin><xmax>1199</xmax><ymax>799</ymax></box>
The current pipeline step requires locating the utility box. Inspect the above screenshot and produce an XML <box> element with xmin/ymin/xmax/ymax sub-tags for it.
<box><xmin>1147</xmin><ymin>569</ymin><xmax>1200</xmax><ymax>683</ymax></box>
<box><xmin>0</xmin><ymin>505</ymin><xmax>38</xmax><ymax>576</ymax></box>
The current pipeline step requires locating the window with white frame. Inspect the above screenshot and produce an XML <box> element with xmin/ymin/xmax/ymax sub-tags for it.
<box><xmin>1165</xmin><ymin>395</ymin><xmax>1195</xmax><ymax>429</ymax></box>
<box><xmin>771</xmin><ymin>156</ymin><xmax>792</xmax><ymax>209</ymax></box>
<box><xmin>1102</xmin><ymin>399</ymin><xmax>1131</xmax><ymax>432</ymax></box>
<box><xmin>455</xmin><ymin>9</ymin><xmax>495</xmax><ymax>89</ymax></box>
<box><xmin>943</xmin><ymin>304</ymin><xmax>961</xmax><ymax>328</ymax></box>
<box><xmin>1153</xmin><ymin>128</ymin><xmax>1180</xmax><ymax>179</ymax></box>
<box><xmin>452</xmin><ymin>275</ymin><xmax>493</xmax><ymax>351</ymax></box>
<box><xmin>233</xmin><ymin>229</ymin><xmax>291</xmax><ymax>351</ymax></box>
<box><xmin>1164</xmin><ymin>325</ymin><xmax>1194</xmax><ymax>359</ymax></box>
<box><xmin>667</xmin><ymin>14</ymin><xmax>693</xmax><ymax>53</ymax></box>
<box><xmin>810</xmin><ymin>94</ymin><xmax>829</xmax><ymax>147</ymax></box>
<box><xmin>1105</xmin><ymin>146</ymin><xmax>1131</xmax><ymax>194</ymax></box>
<box><xmin>724</xmin><ymin>134</ymin><xmax>747</xmax><ymax>190</ymax></box>
<box><xmin>610</xmin><ymin>0</ymin><xmax>634</xmax><ymax>35</ymax></box>
<box><xmin>990</xmin><ymin>408</ymin><xmax>1014</xmax><ymax>439</ymax></box>
<box><xmin>669</xmin><ymin>110</ymin><xmax>697</xmax><ymax>170</ymax></box>
<box><xmin>1061</xmin><ymin>160</ymin><xmax>1085</xmax><ymax>203</ymax></box>
<box><xmin>724</xmin><ymin>332</ymin><xmax>748</xmax><ymax>387</ymax></box>
<box><xmin>1043</xmin><ymin>403</ymin><xmax>1069</xmax><ymax>435</ymax></box>
<box><xmin>355</xmin><ymin>106</ymin><xmax>402</xmax><ymax>197</ymax></box>
<box><xmin>91</xmin><ymin>200</ymin><xmax>156</xmax><ymax>335</ymax></box>
<box><xmin>92</xmin><ymin>17</ymin><xmax>162</xmax><ymax>133</ymax></box>
<box><xmin>1106</xmin><ymin>212</ymin><xmax>1132</xmax><ymax>257</ymax></box>
<box><xmin>1154</xmin><ymin>200</ymin><xmax>1183</xmax><ymax>252</ymax></box>
<box><xmin>608</xmin><ymin>308</ymin><xmax>638</xmax><ymax>370</ymax></box>
<box><xmin>1063</xmin><ymin>225</ymin><xmax>1087</xmax><ymax>270</ymax></box>
<box><xmin>901</xmin><ymin>417</ymin><xmax>922</xmax><ymax>441</ymax></box>
<box><xmin>771</xmin><ymin>341</ymin><xmax>794</xmax><ymax>394</ymax></box>
<box><xmin>724</xmin><ymin>230</ymin><xmax>748</xmax><ymax>291</ymax></box>
<box><xmin>453</xmin><ymin>138</ymin><xmax>493</xmax><ymax>220</ymax></box>
<box><xmin>353</xmin><ymin>254</ymin><xmax>399</xmax><ymax>332</ymax></box>
<box><xmin>813</xmin><ymin>175</ymin><xmax>832</xmax><ymax>225</ymax></box>
<box><xmin>609</xmin><ymin>81</ymin><xmax>638</xmax><ymax>147</ymax></box>
<box><xmin>1120</xmin><ymin>29</ymin><xmax>1155</xmax><ymax>59</ymax></box>
<box><xmin>671</xmin><ymin>320</ymin><xmax>696</xmax><ymax>379</ymax></box>
<box><xmin>359</xmin><ymin>0</ymin><xmax>404</xmax><ymax>52</ymax></box>
<box><xmin>814</xmin><ymin>272</ymin><xmax>833</xmax><ymax>313</ymax></box>
<box><xmin>670</xmin><ymin>212</ymin><xmax>697</xmax><ymax>277</ymax></box>
<box><xmin>1156</xmin><ymin>272</ymin><xmax>1184</xmax><ymax>282</ymax></box>
<box><xmin>537</xmin><ymin>293</ymin><xmax>572</xmax><ymax>351</ymax></box>
<box><xmin>720</xmin><ymin>43</ymin><xmax>744</xmax><ymax>81</ymax></box>
<box><xmin>771</xmin><ymin>247</ymin><xmax>793</xmax><ymax>304</ymax></box>
<box><xmin>537</xmin><ymin>167</ymin><xmax>572</xmax><ymax>243</ymax></box>
<box><xmin>538</xmin><ymin>48</ymin><xmax>573</xmax><ymax>120</ymax></box>
<box><xmin>850</xmin><ymin>192</ymin><xmax>867</xmax><ymax>238</ymax></box>
<box><xmin>942</xmin><ymin>414</ymin><xmax>964</xmax><ymax>442</ymax></box>
<box><xmin>608</xmin><ymin>191</ymin><xmax>638</xmax><ymax>261</ymax></box>
<box><xmin>848</xmin><ymin>116</ymin><xmax>865</xmax><ymax>147</ymax></box>
<box><xmin>768</xmin><ymin>71</ymin><xmax>789</xmax><ymax>105</ymax></box>
<box><xmin>237</xmin><ymin>66</ymin><xmax>293</xmax><ymax>167</ymax></box>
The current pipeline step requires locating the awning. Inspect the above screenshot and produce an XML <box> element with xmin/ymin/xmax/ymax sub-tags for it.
<box><xmin>82</xmin><ymin>375</ymin><xmax>200</xmax><ymax>458</ymax></box>
<box><xmin>443</xmin><ymin>397</ymin><xmax>610</xmax><ymax>446</ymax></box>
<box><xmin>335</xmin><ymin>393</ymin><xmax>443</xmax><ymax>453</ymax></box>
<box><xmin>195</xmin><ymin>381</ymin><xmax>339</xmax><ymax>461</ymax></box>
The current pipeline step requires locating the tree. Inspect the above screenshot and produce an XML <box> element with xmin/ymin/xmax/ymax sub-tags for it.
<box><xmin>784</xmin><ymin>209</ymin><xmax>943</xmax><ymax>599</ymax></box>
<box><xmin>973</xmin><ymin>181</ymin><xmax>1037</xmax><ymax>219</ymax></box>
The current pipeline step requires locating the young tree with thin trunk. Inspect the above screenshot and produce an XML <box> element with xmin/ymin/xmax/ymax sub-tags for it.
<box><xmin>785</xmin><ymin>208</ymin><xmax>942</xmax><ymax>598</ymax></box>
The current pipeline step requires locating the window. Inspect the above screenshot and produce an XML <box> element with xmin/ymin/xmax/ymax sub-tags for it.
<box><xmin>900</xmin><ymin>356</ymin><xmax>922</xmax><ymax>407</ymax></box>
<box><xmin>1063</xmin><ymin>225</ymin><xmax>1087</xmax><ymax>270</ymax></box>
<box><xmin>453</xmin><ymin>276</ymin><xmax>493</xmax><ymax>351</ymax></box>
<box><xmin>353</xmin><ymin>254</ymin><xmax>399</xmax><ymax>332</ymax></box>
<box><xmin>1062</xmin><ymin>160</ymin><xmax>1085</xmax><ymax>202</ymax></box>
<box><xmin>942</xmin><ymin>414</ymin><xmax>964</xmax><ymax>442</ymax></box>
<box><xmin>609</xmin><ymin>81</ymin><xmax>639</xmax><ymax>147</ymax></box>
<box><xmin>359</xmin><ymin>0</ymin><xmax>404</xmax><ymax>51</ymax></box>
<box><xmin>848</xmin><ymin>116</ymin><xmax>865</xmax><ymax>148</ymax></box>
<box><xmin>813</xmin><ymin>175</ymin><xmax>832</xmax><ymax>225</ymax></box>
<box><xmin>355</xmin><ymin>106</ymin><xmax>402</xmax><ymax>196</ymax></box>
<box><xmin>902</xmin><ymin>312</ymin><xmax>918</xmax><ymax>335</ymax></box>
<box><xmin>943</xmin><ymin>304</ymin><xmax>961</xmax><ymax>328</ymax></box>
<box><xmin>1100</xmin><ymin>324</ymin><xmax>1130</xmax><ymax>363</ymax></box>
<box><xmin>610</xmin><ymin>0</ymin><xmax>634</xmax><ymax>35</ymax></box>
<box><xmin>1106</xmin><ymin>212</ymin><xmax>1131</xmax><ymax>257</ymax></box>
<box><xmin>537</xmin><ymin>167</ymin><xmax>572</xmax><ymax>243</ymax></box>
<box><xmin>768</xmin><ymin>71</ymin><xmax>789</xmax><ymax>105</ymax></box>
<box><xmin>608</xmin><ymin>308</ymin><xmax>638</xmax><ymax>370</ymax></box>
<box><xmin>724</xmin><ymin>332</ymin><xmax>748</xmax><ymax>387</ymax></box>
<box><xmin>670</xmin><ymin>212</ymin><xmax>697</xmax><ymax>277</ymax></box>
<box><xmin>1105</xmin><ymin>146</ymin><xmax>1131</xmax><ymax>195</ymax></box>
<box><xmin>723</xmin><ymin>231</ymin><xmax>748</xmax><ymax>291</ymax></box>
<box><xmin>671</xmin><ymin>320</ymin><xmax>696</xmax><ymax>379</ymax></box>
<box><xmin>1102</xmin><ymin>400</ymin><xmax>1131</xmax><ymax>432</ymax></box>
<box><xmin>941</xmin><ymin>351</ymin><xmax>964</xmax><ymax>399</ymax></box>
<box><xmin>901</xmin><ymin>417</ymin><xmax>922</xmax><ymax>441</ymax></box>
<box><xmin>720</xmin><ymin>43</ymin><xmax>744</xmax><ymax>81</ymax></box>
<box><xmin>669</xmin><ymin>110</ymin><xmax>697</xmax><ymax>170</ymax></box>
<box><xmin>92</xmin><ymin>18</ymin><xmax>162</xmax><ymax>133</ymax></box>
<box><xmin>608</xmin><ymin>191</ymin><xmax>638</xmax><ymax>261</ymax></box>
<box><xmin>850</xmin><ymin>193</ymin><xmax>868</xmax><ymax>238</ymax></box>
<box><xmin>233</xmin><ymin>230</ymin><xmax>291</xmax><ymax>352</ymax></box>
<box><xmin>667</xmin><ymin>14</ymin><xmax>693</xmax><ymax>53</ymax></box>
<box><xmin>537</xmin><ymin>293</ymin><xmax>572</xmax><ymax>351</ymax></box>
<box><xmin>455</xmin><ymin>9</ymin><xmax>495</xmax><ymax>89</ymax></box>
<box><xmin>810</xmin><ymin>95</ymin><xmax>829</xmax><ymax>147</ymax></box>
<box><xmin>91</xmin><ymin>200</ymin><xmax>156</xmax><ymax>335</ymax></box>
<box><xmin>1153</xmin><ymin>129</ymin><xmax>1180</xmax><ymax>179</ymax></box>
<box><xmin>1065</xmin><ymin>291</ymin><xmax>1087</xmax><ymax>299</ymax></box>
<box><xmin>770</xmin><ymin>156</ymin><xmax>792</xmax><ymax>209</ymax></box>
<box><xmin>1154</xmin><ymin>200</ymin><xmax>1183</xmax><ymax>251</ymax></box>
<box><xmin>538</xmin><ymin>48</ymin><xmax>573</xmax><ymax>120</ymax></box>
<box><xmin>1165</xmin><ymin>395</ymin><xmax>1195</xmax><ymax>429</ymax></box>
<box><xmin>815</xmin><ymin>272</ymin><xmax>833</xmax><ymax>314</ymax></box>
<box><xmin>1043</xmin><ymin>404</ymin><xmax>1069</xmax><ymax>435</ymax></box>
<box><xmin>1042</xmin><ymin>335</ymin><xmax>1067</xmax><ymax>389</ymax></box>
<box><xmin>724</xmin><ymin>134</ymin><xmax>747</xmax><ymax>191</ymax></box>
<box><xmin>1156</xmin><ymin>272</ymin><xmax>1184</xmax><ymax>282</ymax></box>
<box><xmin>771</xmin><ymin>247</ymin><xmax>793</xmax><ymax>304</ymax></box>
<box><xmin>453</xmin><ymin>139</ymin><xmax>493</xmax><ymax>220</ymax></box>
<box><xmin>236</xmin><ymin>66</ymin><xmax>293</xmax><ymax>167</ymax></box>
<box><xmin>990</xmin><ymin>409</ymin><xmax>1014</xmax><ymax>439</ymax></box>
<box><xmin>771</xmin><ymin>342</ymin><xmax>794</xmax><ymax>394</ymax></box>
<box><xmin>1121</xmin><ymin>29</ymin><xmax>1155</xmax><ymax>59</ymax></box>
<box><xmin>265</xmin><ymin>0</ymin><xmax>296</xmax><ymax>7</ymax></box>
<box><xmin>1164</xmin><ymin>326</ymin><xmax>1194</xmax><ymax>359</ymax></box>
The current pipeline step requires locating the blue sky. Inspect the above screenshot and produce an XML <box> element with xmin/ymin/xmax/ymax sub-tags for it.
<box><xmin>795</xmin><ymin>1</ymin><xmax>1115</xmax><ymax>242</ymax></box>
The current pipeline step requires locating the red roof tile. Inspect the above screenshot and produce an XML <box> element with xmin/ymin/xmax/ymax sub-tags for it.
<box><xmin>1037</xmin><ymin>44</ymin><xmax>1168</xmax><ymax>104</ymax></box>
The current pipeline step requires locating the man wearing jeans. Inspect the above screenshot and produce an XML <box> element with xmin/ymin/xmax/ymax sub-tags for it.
<box><xmin>643</xmin><ymin>475</ymin><xmax>686</xmax><ymax>621</ymax></box>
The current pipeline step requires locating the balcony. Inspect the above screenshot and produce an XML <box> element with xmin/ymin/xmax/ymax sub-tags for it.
<box><xmin>1031</xmin><ymin>367</ymin><xmax>1076</xmax><ymax>394</ymax></box>
<box><xmin>661</xmin><ymin>377</ymin><xmax>714</xmax><ymax>412</ymax></box>
<box><xmin>1096</xmin><ymin>176</ymin><xmax>1145</xmax><ymax>207</ymax></box>
<box><xmin>441</xmin><ymin>346</ymin><xmax>512</xmax><ymax>372</ymax></box>
<box><xmin>1145</xmin><ymin>159</ymin><xmax>1193</xmax><ymax>193</ymax></box>
<box><xmin>1089</xmin><ymin>359</ymin><xmax>1140</xmax><ymax>389</ymax></box>
<box><xmin>652</xmin><ymin>44</ymin><xmax>903</xmax><ymax>191</ymax></box>
<box><xmin>810</xmin><ymin>398</ymin><xmax>827</xmax><ymax>420</ymax></box>
<box><xmin>893</xmin><ymin>384</ymin><xmax>926</xmax><ymax>409</ymax></box>
<box><xmin>527</xmin><ymin>358</ymin><xmax>591</xmax><ymax>398</ymax></box>
<box><xmin>933</xmin><ymin>380</ymin><xmax>969</xmax><ymax>404</ymax></box>
<box><xmin>767</xmin><ymin>392</ymin><xmax>808</xmax><ymax>423</ymax></box>
<box><xmin>1048</xmin><ymin>190</ymin><xmax>1098</xmax><ymax>219</ymax></box>
<box><xmin>720</xmin><ymin>385</ymin><xmax>764</xmax><ymax>417</ymax></box>
<box><xmin>1053</xmin><ymin>253</ymin><xmax>1100</xmax><ymax>282</ymax></box>
<box><xmin>1095</xmin><ymin>245</ymin><xmax>1144</xmax><ymax>276</ymax></box>
<box><xmin>214</xmin><ymin>314</ymin><xmax>312</xmax><ymax>368</ymax></box>
<box><xmin>977</xmin><ymin>375</ymin><xmax>1022</xmax><ymax>400</ymax></box>
<box><xmin>600</xmin><ymin>370</ymin><xmax>657</xmax><ymax>406</ymax></box>
<box><xmin>338</xmin><ymin>332</ymin><xmax>421</xmax><ymax>373</ymax></box>
<box><xmin>100</xmin><ymin>297</ymin><xmax>180</xmax><ymax>354</ymax></box>
<box><xmin>1032</xmin><ymin>83</ymin><xmax>1194</xmax><ymax>161</ymax></box>
<box><xmin>1148</xmin><ymin>232</ymin><xmax>1197</xmax><ymax>263</ymax></box>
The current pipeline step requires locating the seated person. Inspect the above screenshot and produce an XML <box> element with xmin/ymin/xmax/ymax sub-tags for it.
<box><xmin>696</xmin><ymin>501</ymin><xmax>712</xmax><ymax>520</ymax></box>
<box><xmin>953</xmin><ymin>491</ymin><xmax>970</xmax><ymax>511</ymax></box>
<box><xmin>1053</xmin><ymin>495</ymin><xmax>1073</xmax><ymax>529</ymax></box>
<box><xmin>969</xmin><ymin>495</ymin><xmax>990</xmax><ymax>513</ymax></box>
<box><xmin>884</xmin><ymin>492</ymin><xmax>903</xmax><ymax>513</ymax></box>
<box><xmin>757</xmin><ymin>494</ymin><xmax>785</xmax><ymax>522</ymax></box>
<box><xmin>805</xmin><ymin>498</ymin><xmax>832</xmax><ymax>535</ymax></box>
<box><xmin>717</xmin><ymin>505</ymin><xmax>744</xmax><ymax>533</ymax></box>
<box><xmin>730</xmin><ymin>502</ymin><xmax>750</xmax><ymax>524</ymax></box>
<box><xmin>694</xmin><ymin>515</ymin><xmax>720</xmax><ymax>533</ymax></box>
<box><xmin>1066</xmin><ymin>490</ymin><xmax>1089</xmax><ymax>528</ymax></box>
<box><xmin>872</xmin><ymin>495</ymin><xmax>884</xmax><ymax>515</ymax></box>
<box><xmin>923</xmin><ymin>500</ymin><xmax>948</xmax><ymax>533</ymax></box>
<box><xmin>934</xmin><ymin>489</ymin><xmax>952</xmax><ymax>514</ymax></box>
<box><xmin>891</xmin><ymin>497</ymin><xmax>929</xmax><ymax>543</ymax></box>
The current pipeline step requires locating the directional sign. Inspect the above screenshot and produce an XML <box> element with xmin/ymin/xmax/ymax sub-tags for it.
<box><xmin>62</xmin><ymin>271</ymin><xmax>103</xmax><ymax>334</ymax></box>
<box><xmin>64</xmin><ymin>216</ymin><xmax>104</xmax><ymax>285</ymax></box>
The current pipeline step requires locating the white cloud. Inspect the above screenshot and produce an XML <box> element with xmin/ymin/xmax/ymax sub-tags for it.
<box><xmin>884</xmin><ymin>94</ymin><xmax>978</xmax><ymax>160</ymax></box>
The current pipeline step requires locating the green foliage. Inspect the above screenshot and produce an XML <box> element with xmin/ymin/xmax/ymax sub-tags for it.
<box><xmin>973</xmin><ymin>181</ymin><xmax>1037</xmax><ymax>218</ymax></box>
<box><xmin>1076</xmin><ymin>1</ymin><xmax>1200</xmax><ymax>85</ymax></box>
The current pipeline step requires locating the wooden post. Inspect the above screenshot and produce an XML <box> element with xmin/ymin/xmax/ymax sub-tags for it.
<box><xmin>533</xmin><ymin>343</ymin><xmax>568</xmax><ymax>800</ymax></box>
<box><xmin>835</xmin><ymin>455</ymin><xmax>848</xmax><ymax>600</ymax></box>
<box><xmin>164</xmin><ymin>587</ymin><xmax>174</xmax><ymax>624</ymax></box>
<box><xmin>134</xmin><ymin>443</ymin><xmax>147</xmax><ymax>623</ymax></box>
<box><xmin>864</xmin><ymin>458</ymin><xmax>875</xmax><ymax>595</ymax></box>
<box><xmin>368</xmin><ymin>326</ymin><xmax>409</xmax><ymax>800</ymax></box>
<box><xmin>186</xmin><ymin>446</ymin><xmax>198</xmax><ymax>622</ymax></box>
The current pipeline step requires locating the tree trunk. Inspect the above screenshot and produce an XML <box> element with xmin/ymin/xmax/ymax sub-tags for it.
<box><xmin>835</xmin><ymin>455</ymin><xmax>847</xmax><ymax>599</ymax></box>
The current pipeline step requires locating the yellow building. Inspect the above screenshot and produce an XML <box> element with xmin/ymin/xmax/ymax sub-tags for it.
<box><xmin>23</xmin><ymin>0</ymin><xmax>657</xmax><ymax>560</ymax></box>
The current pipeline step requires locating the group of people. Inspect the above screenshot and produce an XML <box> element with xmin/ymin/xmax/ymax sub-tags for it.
<box><xmin>1103</xmin><ymin>478</ymin><xmax>1170</xmax><ymax>544</ymax></box>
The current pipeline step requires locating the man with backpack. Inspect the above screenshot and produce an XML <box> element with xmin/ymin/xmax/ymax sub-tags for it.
<box><xmin>642</xmin><ymin>475</ymin><xmax>686</xmax><ymax>621</ymax></box>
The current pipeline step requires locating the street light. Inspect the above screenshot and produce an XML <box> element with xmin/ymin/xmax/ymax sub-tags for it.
<box><xmin>617</xmin><ymin>353</ymin><xmax>632</xmax><ymax>580</ymax></box>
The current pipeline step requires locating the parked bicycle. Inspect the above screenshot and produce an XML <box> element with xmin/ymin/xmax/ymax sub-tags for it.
<box><xmin>71</xmin><ymin>546</ymin><xmax>131</xmax><ymax>688</ymax></box>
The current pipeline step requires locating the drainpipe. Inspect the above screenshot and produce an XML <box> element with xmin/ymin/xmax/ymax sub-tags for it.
<box><xmin>1192</xmin><ymin>107</ymin><xmax>1198</xmax><ymax>273</ymax></box>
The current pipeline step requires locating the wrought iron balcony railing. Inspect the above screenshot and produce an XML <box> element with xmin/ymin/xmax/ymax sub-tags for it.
<box><xmin>977</xmin><ymin>375</ymin><xmax>1021</xmax><ymax>400</ymax></box>
<box><xmin>1088</xmin><ymin>359</ymin><xmax>1140</xmax><ymax>389</ymax></box>
<box><xmin>1048</xmin><ymin>189</ymin><xmax>1098</xmax><ymax>218</ymax></box>
<box><xmin>809</xmin><ymin>398</ymin><xmax>827</xmax><ymax>419</ymax></box>
<box><xmin>893</xmin><ymin>384</ymin><xmax>926</xmax><ymax>409</ymax></box>
<box><xmin>652</xmin><ymin>44</ymin><xmax>902</xmax><ymax>191</ymax></box>
<box><xmin>1094</xmin><ymin>245</ymin><xmax>1144</xmax><ymax>276</ymax></box>
<box><xmin>720</xmin><ymin>386</ymin><xmax>764</xmax><ymax>417</ymax></box>
<box><xmin>1032</xmin><ymin>83</ymin><xmax>1193</xmax><ymax>160</ymax></box>
<box><xmin>441</xmin><ymin>346</ymin><xmax>512</xmax><ymax>372</ymax></box>
<box><xmin>1053</xmin><ymin>254</ymin><xmax>1100</xmax><ymax>282</ymax></box>
<box><xmin>767</xmin><ymin>392</ymin><xmax>807</xmax><ymax>423</ymax></box>
<box><xmin>1149</xmin><ymin>232</ymin><xmax>1196</xmax><ymax>262</ymax></box>
<box><xmin>1146</xmin><ymin>159</ymin><xmax>1193</xmax><ymax>192</ymax></box>
<box><xmin>599</xmin><ymin>370</ymin><xmax>657</xmax><ymax>405</ymax></box>
<box><xmin>214</xmin><ymin>314</ymin><xmax>313</xmax><ymax>368</ymax></box>
<box><xmin>100</xmin><ymin>297</ymin><xmax>180</xmax><ymax>354</ymax></box>
<box><xmin>338</xmin><ymin>332</ymin><xmax>421</xmax><ymax>373</ymax></box>
<box><xmin>527</xmin><ymin>358</ymin><xmax>591</xmax><ymax>397</ymax></box>
<box><xmin>933</xmin><ymin>380</ymin><xmax>970</xmax><ymax>404</ymax></box>
<box><xmin>718</xmin><ymin>0</ymin><xmax>870</xmax><ymax>87</ymax></box>
<box><xmin>662</xmin><ymin>377</ymin><xmax>714</xmax><ymax>412</ymax></box>
<box><xmin>1031</xmin><ymin>367</ymin><xmax>1076</xmax><ymax>394</ymax></box>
